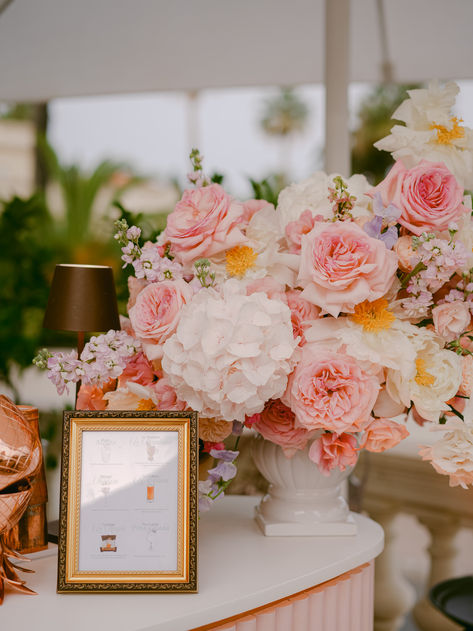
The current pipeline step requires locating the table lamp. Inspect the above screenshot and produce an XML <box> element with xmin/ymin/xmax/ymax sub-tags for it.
<box><xmin>43</xmin><ymin>264</ymin><xmax>121</xmax><ymax>402</ymax></box>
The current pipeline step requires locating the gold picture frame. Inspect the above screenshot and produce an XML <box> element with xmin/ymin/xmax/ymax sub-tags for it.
<box><xmin>57</xmin><ymin>410</ymin><xmax>198</xmax><ymax>593</ymax></box>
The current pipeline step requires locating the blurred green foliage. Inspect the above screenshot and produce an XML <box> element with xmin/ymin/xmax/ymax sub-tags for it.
<box><xmin>249</xmin><ymin>175</ymin><xmax>286</xmax><ymax>206</ymax></box>
<box><xmin>0</xmin><ymin>195</ymin><xmax>73</xmax><ymax>398</ymax></box>
<box><xmin>351</xmin><ymin>83</ymin><xmax>421</xmax><ymax>184</ymax></box>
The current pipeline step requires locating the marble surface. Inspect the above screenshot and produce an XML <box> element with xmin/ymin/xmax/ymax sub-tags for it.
<box><xmin>2</xmin><ymin>495</ymin><xmax>383</xmax><ymax>631</ymax></box>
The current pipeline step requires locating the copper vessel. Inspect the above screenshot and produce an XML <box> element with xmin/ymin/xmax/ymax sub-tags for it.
<box><xmin>5</xmin><ymin>406</ymin><xmax>48</xmax><ymax>554</ymax></box>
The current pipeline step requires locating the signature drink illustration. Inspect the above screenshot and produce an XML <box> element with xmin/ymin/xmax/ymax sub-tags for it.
<box><xmin>100</xmin><ymin>534</ymin><xmax>117</xmax><ymax>552</ymax></box>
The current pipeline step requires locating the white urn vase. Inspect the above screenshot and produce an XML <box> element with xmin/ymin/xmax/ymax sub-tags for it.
<box><xmin>251</xmin><ymin>436</ymin><xmax>356</xmax><ymax>536</ymax></box>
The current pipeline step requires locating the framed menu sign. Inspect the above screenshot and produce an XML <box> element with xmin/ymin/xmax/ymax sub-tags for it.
<box><xmin>57</xmin><ymin>410</ymin><xmax>198</xmax><ymax>593</ymax></box>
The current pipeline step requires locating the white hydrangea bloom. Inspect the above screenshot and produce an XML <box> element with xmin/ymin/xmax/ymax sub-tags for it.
<box><xmin>161</xmin><ymin>279</ymin><xmax>298</xmax><ymax>422</ymax></box>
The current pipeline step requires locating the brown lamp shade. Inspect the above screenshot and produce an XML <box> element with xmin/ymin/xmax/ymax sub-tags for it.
<box><xmin>43</xmin><ymin>264</ymin><xmax>121</xmax><ymax>332</ymax></box>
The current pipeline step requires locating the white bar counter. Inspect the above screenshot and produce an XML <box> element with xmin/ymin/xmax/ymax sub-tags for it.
<box><xmin>2</xmin><ymin>496</ymin><xmax>383</xmax><ymax>631</ymax></box>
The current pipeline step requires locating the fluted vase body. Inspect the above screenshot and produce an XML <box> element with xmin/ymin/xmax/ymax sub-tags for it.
<box><xmin>251</xmin><ymin>437</ymin><xmax>356</xmax><ymax>536</ymax></box>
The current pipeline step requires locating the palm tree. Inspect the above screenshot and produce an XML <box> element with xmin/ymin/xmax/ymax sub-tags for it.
<box><xmin>38</xmin><ymin>136</ymin><xmax>122</xmax><ymax>249</ymax></box>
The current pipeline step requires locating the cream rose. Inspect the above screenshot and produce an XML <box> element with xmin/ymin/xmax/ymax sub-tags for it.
<box><xmin>432</xmin><ymin>301</ymin><xmax>470</xmax><ymax>342</ymax></box>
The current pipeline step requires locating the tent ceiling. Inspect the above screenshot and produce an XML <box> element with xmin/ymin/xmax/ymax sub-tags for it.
<box><xmin>0</xmin><ymin>0</ymin><xmax>472</xmax><ymax>102</ymax></box>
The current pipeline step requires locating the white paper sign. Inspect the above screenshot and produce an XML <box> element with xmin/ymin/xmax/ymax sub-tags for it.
<box><xmin>78</xmin><ymin>430</ymin><xmax>179</xmax><ymax>573</ymax></box>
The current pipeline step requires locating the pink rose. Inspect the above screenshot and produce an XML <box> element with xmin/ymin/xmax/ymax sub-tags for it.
<box><xmin>374</xmin><ymin>160</ymin><xmax>467</xmax><ymax>235</ymax></box>
<box><xmin>253</xmin><ymin>399</ymin><xmax>313</xmax><ymax>457</ymax></box>
<box><xmin>432</xmin><ymin>301</ymin><xmax>470</xmax><ymax>342</ymax></box>
<box><xmin>241</xmin><ymin>199</ymin><xmax>274</xmax><ymax>224</ymax></box>
<box><xmin>119</xmin><ymin>315</ymin><xmax>134</xmax><ymax>337</ymax></box>
<box><xmin>151</xmin><ymin>377</ymin><xmax>187</xmax><ymax>411</ymax></box>
<box><xmin>118</xmin><ymin>352</ymin><xmax>156</xmax><ymax>388</ymax></box>
<box><xmin>359</xmin><ymin>418</ymin><xmax>409</xmax><ymax>453</ymax></box>
<box><xmin>459</xmin><ymin>355</ymin><xmax>473</xmax><ymax>397</ymax></box>
<box><xmin>298</xmin><ymin>221</ymin><xmax>397</xmax><ymax>316</ymax></box>
<box><xmin>128</xmin><ymin>279</ymin><xmax>193</xmax><ymax>360</ymax></box>
<box><xmin>164</xmin><ymin>184</ymin><xmax>246</xmax><ymax>265</ymax></box>
<box><xmin>285</xmin><ymin>289</ymin><xmax>320</xmax><ymax>345</ymax></box>
<box><xmin>282</xmin><ymin>347</ymin><xmax>379</xmax><ymax>433</ymax></box>
<box><xmin>460</xmin><ymin>319</ymin><xmax>473</xmax><ymax>352</ymax></box>
<box><xmin>127</xmin><ymin>276</ymin><xmax>148</xmax><ymax>310</ymax></box>
<box><xmin>285</xmin><ymin>209</ymin><xmax>317</xmax><ymax>254</ymax></box>
<box><xmin>309</xmin><ymin>433</ymin><xmax>358</xmax><ymax>475</ymax></box>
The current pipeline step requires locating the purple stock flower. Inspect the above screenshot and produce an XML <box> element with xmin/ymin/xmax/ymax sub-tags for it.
<box><xmin>232</xmin><ymin>420</ymin><xmax>244</xmax><ymax>435</ymax></box>
<box><xmin>209</xmin><ymin>448</ymin><xmax>239</xmax><ymax>462</ymax></box>
<box><xmin>363</xmin><ymin>193</ymin><xmax>401</xmax><ymax>250</ymax></box>
<box><xmin>208</xmin><ymin>460</ymin><xmax>237</xmax><ymax>482</ymax></box>
<box><xmin>372</xmin><ymin>192</ymin><xmax>401</xmax><ymax>222</ymax></box>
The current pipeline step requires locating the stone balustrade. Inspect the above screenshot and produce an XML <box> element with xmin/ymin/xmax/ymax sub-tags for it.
<box><xmin>356</xmin><ymin>444</ymin><xmax>473</xmax><ymax>631</ymax></box>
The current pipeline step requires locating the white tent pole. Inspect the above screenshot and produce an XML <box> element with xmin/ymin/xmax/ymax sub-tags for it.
<box><xmin>324</xmin><ymin>0</ymin><xmax>350</xmax><ymax>176</ymax></box>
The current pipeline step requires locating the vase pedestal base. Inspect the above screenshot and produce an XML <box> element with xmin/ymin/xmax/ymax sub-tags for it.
<box><xmin>254</xmin><ymin>505</ymin><xmax>357</xmax><ymax>537</ymax></box>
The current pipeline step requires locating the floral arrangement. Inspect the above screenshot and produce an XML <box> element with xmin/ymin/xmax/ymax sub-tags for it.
<box><xmin>36</xmin><ymin>81</ymin><xmax>473</xmax><ymax>506</ymax></box>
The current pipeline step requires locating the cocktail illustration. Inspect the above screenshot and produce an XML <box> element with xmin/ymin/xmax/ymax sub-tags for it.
<box><xmin>146</xmin><ymin>485</ymin><xmax>155</xmax><ymax>502</ymax></box>
<box><xmin>100</xmin><ymin>439</ymin><xmax>112</xmax><ymax>463</ymax></box>
<box><xmin>100</xmin><ymin>534</ymin><xmax>117</xmax><ymax>552</ymax></box>
<box><xmin>145</xmin><ymin>439</ymin><xmax>156</xmax><ymax>462</ymax></box>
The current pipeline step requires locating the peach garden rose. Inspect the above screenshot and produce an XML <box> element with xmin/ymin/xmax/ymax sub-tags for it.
<box><xmin>128</xmin><ymin>279</ymin><xmax>194</xmax><ymax>360</ymax></box>
<box><xmin>253</xmin><ymin>398</ymin><xmax>313</xmax><ymax>457</ymax></box>
<box><xmin>282</xmin><ymin>346</ymin><xmax>379</xmax><ymax>433</ymax></box>
<box><xmin>298</xmin><ymin>221</ymin><xmax>397</xmax><ymax>317</ymax></box>
<box><xmin>359</xmin><ymin>417</ymin><xmax>409</xmax><ymax>453</ymax></box>
<box><xmin>308</xmin><ymin>432</ymin><xmax>358</xmax><ymax>475</ymax></box>
<box><xmin>285</xmin><ymin>289</ymin><xmax>320</xmax><ymax>345</ymax></box>
<box><xmin>164</xmin><ymin>184</ymin><xmax>246</xmax><ymax>265</ymax></box>
<box><xmin>374</xmin><ymin>159</ymin><xmax>467</xmax><ymax>235</ymax></box>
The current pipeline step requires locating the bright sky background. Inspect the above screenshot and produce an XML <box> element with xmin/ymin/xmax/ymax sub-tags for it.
<box><xmin>47</xmin><ymin>81</ymin><xmax>473</xmax><ymax>198</ymax></box>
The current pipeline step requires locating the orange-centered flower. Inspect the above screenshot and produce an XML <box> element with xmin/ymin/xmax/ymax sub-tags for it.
<box><xmin>350</xmin><ymin>298</ymin><xmax>395</xmax><ymax>332</ymax></box>
<box><xmin>430</xmin><ymin>117</ymin><xmax>465</xmax><ymax>145</ymax></box>
<box><xmin>414</xmin><ymin>358</ymin><xmax>435</xmax><ymax>387</ymax></box>
<box><xmin>137</xmin><ymin>398</ymin><xmax>156</xmax><ymax>411</ymax></box>
<box><xmin>225</xmin><ymin>245</ymin><xmax>257</xmax><ymax>277</ymax></box>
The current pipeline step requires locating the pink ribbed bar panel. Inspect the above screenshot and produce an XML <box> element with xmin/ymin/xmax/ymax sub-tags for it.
<box><xmin>193</xmin><ymin>561</ymin><xmax>374</xmax><ymax>631</ymax></box>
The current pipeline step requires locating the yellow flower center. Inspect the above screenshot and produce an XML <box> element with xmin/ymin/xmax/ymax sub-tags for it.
<box><xmin>429</xmin><ymin>116</ymin><xmax>465</xmax><ymax>145</ymax></box>
<box><xmin>414</xmin><ymin>358</ymin><xmax>435</xmax><ymax>387</ymax></box>
<box><xmin>350</xmin><ymin>299</ymin><xmax>395</xmax><ymax>332</ymax></box>
<box><xmin>225</xmin><ymin>245</ymin><xmax>257</xmax><ymax>278</ymax></box>
<box><xmin>137</xmin><ymin>398</ymin><xmax>156</xmax><ymax>411</ymax></box>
